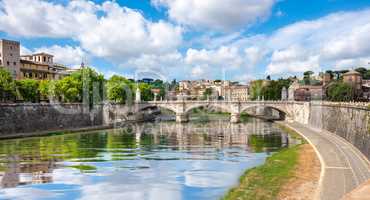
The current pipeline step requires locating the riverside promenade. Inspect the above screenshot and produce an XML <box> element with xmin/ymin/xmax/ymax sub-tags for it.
<box><xmin>285</xmin><ymin>122</ymin><xmax>370</xmax><ymax>200</ymax></box>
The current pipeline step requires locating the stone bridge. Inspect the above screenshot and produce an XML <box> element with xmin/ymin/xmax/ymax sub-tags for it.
<box><xmin>135</xmin><ymin>100</ymin><xmax>310</xmax><ymax>124</ymax></box>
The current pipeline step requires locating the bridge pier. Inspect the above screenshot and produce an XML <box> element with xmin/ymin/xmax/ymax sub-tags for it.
<box><xmin>230</xmin><ymin>113</ymin><xmax>240</xmax><ymax>123</ymax></box>
<box><xmin>176</xmin><ymin>113</ymin><xmax>189</xmax><ymax>123</ymax></box>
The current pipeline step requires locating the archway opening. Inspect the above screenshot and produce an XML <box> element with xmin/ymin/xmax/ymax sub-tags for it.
<box><xmin>241</xmin><ymin>106</ymin><xmax>287</xmax><ymax>121</ymax></box>
<box><xmin>139</xmin><ymin>106</ymin><xmax>177</xmax><ymax>122</ymax></box>
<box><xmin>186</xmin><ymin>105</ymin><xmax>231</xmax><ymax>122</ymax></box>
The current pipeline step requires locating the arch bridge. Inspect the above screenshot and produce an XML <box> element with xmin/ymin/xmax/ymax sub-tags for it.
<box><xmin>136</xmin><ymin>100</ymin><xmax>310</xmax><ymax>124</ymax></box>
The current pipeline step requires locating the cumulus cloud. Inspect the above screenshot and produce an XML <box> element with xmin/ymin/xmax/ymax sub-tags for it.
<box><xmin>0</xmin><ymin>0</ymin><xmax>182</xmax><ymax>63</ymax></box>
<box><xmin>265</xmin><ymin>9</ymin><xmax>370</xmax><ymax>75</ymax></box>
<box><xmin>152</xmin><ymin>0</ymin><xmax>275</xmax><ymax>31</ymax></box>
<box><xmin>35</xmin><ymin>45</ymin><xmax>88</xmax><ymax>68</ymax></box>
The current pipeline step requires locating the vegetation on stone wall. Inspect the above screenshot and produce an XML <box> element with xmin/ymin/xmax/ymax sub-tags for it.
<box><xmin>0</xmin><ymin>67</ymin><xmax>169</xmax><ymax>104</ymax></box>
<box><xmin>327</xmin><ymin>82</ymin><xmax>354</xmax><ymax>101</ymax></box>
<box><xmin>0</xmin><ymin>67</ymin><xmax>16</xmax><ymax>101</ymax></box>
<box><xmin>250</xmin><ymin>79</ymin><xmax>292</xmax><ymax>100</ymax></box>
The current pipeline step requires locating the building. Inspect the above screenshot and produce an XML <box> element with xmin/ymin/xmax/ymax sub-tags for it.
<box><xmin>0</xmin><ymin>39</ymin><xmax>21</xmax><ymax>79</ymax></box>
<box><xmin>343</xmin><ymin>70</ymin><xmax>363</xmax><ymax>98</ymax></box>
<box><xmin>223</xmin><ymin>85</ymin><xmax>249</xmax><ymax>101</ymax></box>
<box><xmin>362</xmin><ymin>80</ymin><xmax>370</xmax><ymax>100</ymax></box>
<box><xmin>0</xmin><ymin>39</ymin><xmax>70</xmax><ymax>80</ymax></box>
<box><xmin>20</xmin><ymin>53</ymin><xmax>69</xmax><ymax>80</ymax></box>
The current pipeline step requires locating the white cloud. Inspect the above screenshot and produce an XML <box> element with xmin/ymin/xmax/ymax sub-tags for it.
<box><xmin>0</xmin><ymin>0</ymin><xmax>182</xmax><ymax>64</ymax></box>
<box><xmin>0</xmin><ymin>0</ymin><xmax>97</xmax><ymax>38</ymax></box>
<box><xmin>265</xmin><ymin>9</ymin><xmax>370</xmax><ymax>75</ymax></box>
<box><xmin>152</xmin><ymin>0</ymin><xmax>275</xmax><ymax>31</ymax></box>
<box><xmin>266</xmin><ymin>46</ymin><xmax>320</xmax><ymax>75</ymax></box>
<box><xmin>78</xmin><ymin>2</ymin><xmax>182</xmax><ymax>62</ymax></box>
<box><xmin>35</xmin><ymin>45</ymin><xmax>87</xmax><ymax>67</ymax></box>
<box><xmin>185</xmin><ymin>46</ymin><xmax>243</xmax><ymax>69</ymax></box>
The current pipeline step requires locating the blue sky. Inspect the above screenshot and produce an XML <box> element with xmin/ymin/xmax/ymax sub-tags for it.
<box><xmin>1</xmin><ymin>0</ymin><xmax>370</xmax><ymax>82</ymax></box>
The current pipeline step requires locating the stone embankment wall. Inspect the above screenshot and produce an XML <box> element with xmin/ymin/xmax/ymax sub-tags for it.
<box><xmin>308</xmin><ymin>102</ymin><xmax>370</xmax><ymax>159</ymax></box>
<box><xmin>0</xmin><ymin>103</ymin><xmax>103</xmax><ymax>135</ymax></box>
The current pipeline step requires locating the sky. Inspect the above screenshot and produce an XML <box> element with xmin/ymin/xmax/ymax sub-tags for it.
<box><xmin>1</xmin><ymin>0</ymin><xmax>370</xmax><ymax>82</ymax></box>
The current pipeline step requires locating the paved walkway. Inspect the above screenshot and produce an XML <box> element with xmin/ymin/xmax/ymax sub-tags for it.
<box><xmin>285</xmin><ymin>122</ymin><xmax>370</xmax><ymax>200</ymax></box>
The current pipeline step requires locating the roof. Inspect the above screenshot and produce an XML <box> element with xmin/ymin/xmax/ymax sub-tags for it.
<box><xmin>343</xmin><ymin>70</ymin><xmax>361</xmax><ymax>76</ymax></box>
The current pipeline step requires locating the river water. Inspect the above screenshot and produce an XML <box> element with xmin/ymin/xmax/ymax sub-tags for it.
<box><xmin>0</xmin><ymin>119</ymin><xmax>298</xmax><ymax>200</ymax></box>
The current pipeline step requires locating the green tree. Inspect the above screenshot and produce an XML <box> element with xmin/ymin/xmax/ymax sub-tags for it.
<box><xmin>327</xmin><ymin>82</ymin><xmax>354</xmax><ymax>101</ymax></box>
<box><xmin>38</xmin><ymin>80</ymin><xmax>50</xmax><ymax>97</ymax></box>
<box><xmin>137</xmin><ymin>83</ymin><xmax>153</xmax><ymax>101</ymax></box>
<box><xmin>0</xmin><ymin>67</ymin><xmax>16</xmax><ymax>101</ymax></box>
<box><xmin>57</xmin><ymin>76</ymin><xmax>81</xmax><ymax>102</ymax></box>
<box><xmin>355</xmin><ymin>67</ymin><xmax>370</xmax><ymax>79</ymax></box>
<box><xmin>303</xmin><ymin>71</ymin><xmax>314</xmax><ymax>85</ymax></box>
<box><xmin>249</xmin><ymin>80</ymin><xmax>264</xmax><ymax>100</ymax></box>
<box><xmin>202</xmin><ymin>88</ymin><xmax>213</xmax><ymax>100</ymax></box>
<box><xmin>16</xmin><ymin>79</ymin><xmax>39</xmax><ymax>102</ymax></box>
<box><xmin>106</xmin><ymin>75</ymin><xmax>133</xmax><ymax>103</ymax></box>
<box><xmin>56</xmin><ymin>67</ymin><xmax>104</xmax><ymax>103</ymax></box>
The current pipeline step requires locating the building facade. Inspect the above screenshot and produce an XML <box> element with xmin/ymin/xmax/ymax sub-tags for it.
<box><xmin>223</xmin><ymin>85</ymin><xmax>249</xmax><ymax>101</ymax></box>
<box><xmin>0</xmin><ymin>39</ymin><xmax>21</xmax><ymax>79</ymax></box>
<box><xmin>0</xmin><ymin>39</ymin><xmax>70</xmax><ymax>80</ymax></box>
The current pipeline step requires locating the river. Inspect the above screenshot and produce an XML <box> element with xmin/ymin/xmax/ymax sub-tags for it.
<box><xmin>0</xmin><ymin>118</ymin><xmax>299</xmax><ymax>200</ymax></box>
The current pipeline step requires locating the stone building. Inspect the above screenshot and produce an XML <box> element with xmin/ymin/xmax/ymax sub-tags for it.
<box><xmin>20</xmin><ymin>53</ymin><xmax>69</xmax><ymax>80</ymax></box>
<box><xmin>343</xmin><ymin>70</ymin><xmax>363</xmax><ymax>98</ymax></box>
<box><xmin>223</xmin><ymin>85</ymin><xmax>249</xmax><ymax>101</ymax></box>
<box><xmin>0</xmin><ymin>39</ymin><xmax>21</xmax><ymax>79</ymax></box>
<box><xmin>0</xmin><ymin>39</ymin><xmax>70</xmax><ymax>80</ymax></box>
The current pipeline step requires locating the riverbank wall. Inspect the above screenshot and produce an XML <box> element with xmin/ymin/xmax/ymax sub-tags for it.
<box><xmin>0</xmin><ymin>103</ymin><xmax>104</xmax><ymax>136</ymax></box>
<box><xmin>307</xmin><ymin>102</ymin><xmax>370</xmax><ymax>160</ymax></box>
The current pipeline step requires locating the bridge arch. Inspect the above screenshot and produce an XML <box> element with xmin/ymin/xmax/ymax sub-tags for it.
<box><xmin>240</xmin><ymin>105</ymin><xmax>290</xmax><ymax>120</ymax></box>
<box><xmin>184</xmin><ymin>103</ymin><xmax>233</xmax><ymax>115</ymax></box>
<box><xmin>138</xmin><ymin>103</ymin><xmax>178</xmax><ymax>114</ymax></box>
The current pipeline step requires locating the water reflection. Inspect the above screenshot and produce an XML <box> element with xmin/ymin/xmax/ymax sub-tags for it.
<box><xmin>0</xmin><ymin>119</ymin><xmax>298</xmax><ymax>200</ymax></box>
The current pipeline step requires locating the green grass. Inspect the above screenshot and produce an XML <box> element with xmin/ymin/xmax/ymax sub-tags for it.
<box><xmin>222</xmin><ymin>124</ymin><xmax>305</xmax><ymax>200</ymax></box>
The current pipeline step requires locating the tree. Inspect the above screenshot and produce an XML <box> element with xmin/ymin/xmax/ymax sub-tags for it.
<box><xmin>0</xmin><ymin>67</ymin><xmax>16</xmax><ymax>101</ymax></box>
<box><xmin>57</xmin><ymin>76</ymin><xmax>81</xmax><ymax>103</ymax></box>
<box><xmin>137</xmin><ymin>83</ymin><xmax>153</xmax><ymax>101</ymax></box>
<box><xmin>266</xmin><ymin>75</ymin><xmax>271</xmax><ymax>80</ymax></box>
<box><xmin>202</xmin><ymin>88</ymin><xmax>213</xmax><ymax>100</ymax></box>
<box><xmin>57</xmin><ymin>67</ymin><xmax>105</xmax><ymax>104</ymax></box>
<box><xmin>16</xmin><ymin>79</ymin><xmax>39</xmax><ymax>102</ymax></box>
<box><xmin>303</xmin><ymin>71</ymin><xmax>314</xmax><ymax>85</ymax></box>
<box><xmin>106</xmin><ymin>75</ymin><xmax>133</xmax><ymax>103</ymax></box>
<box><xmin>327</xmin><ymin>82</ymin><xmax>354</xmax><ymax>101</ymax></box>
<box><xmin>249</xmin><ymin>80</ymin><xmax>264</xmax><ymax>100</ymax></box>
<box><xmin>355</xmin><ymin>67</ymin><xmax>370</xmax><ymax>79</ymax></box>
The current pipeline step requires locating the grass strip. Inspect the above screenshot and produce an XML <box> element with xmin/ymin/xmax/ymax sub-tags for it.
<box><xmin>222</xmin><ymin>124</ymin><xmax>305</xmax><ymax>200</ymax></box>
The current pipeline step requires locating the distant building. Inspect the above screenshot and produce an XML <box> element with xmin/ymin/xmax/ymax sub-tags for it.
<box><xmin>223</xmin><ymin>85</ymin><xmax>249</xmax><ymax>101</ymax></box>
<box><xmin>362</xmin><ymin>80</ymin><xmax>370</xmax><ymax>100</ymax></box>
<box><xmin>0</xmin><ymin>39</ymin><xmax>70</xmax><ymax>80</ymax></box>
<box><xmin>343</xmin><ymin>70</ymin><xmax>363</xmax><ymax>98</ymax></box>
<box><xmin>288</xmin><ymin>79</ymin><xmax>325</xmax><ymax>101</ymax></box>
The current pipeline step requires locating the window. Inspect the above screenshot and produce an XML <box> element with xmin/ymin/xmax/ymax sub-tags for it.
<box><xmin>0</xmin><ymin>59</ymin><xmax>2</xmax><ymax>65</ymax></box>
<box><xmin>7</xmin><ymin>61</ymin><xmax>10</xmax><ymax>66</ymax></box>
<box><xmin>13</xmin><ymin>62</ymin><xmax>16</xmax><ymax>66</ymax></box>
<box><xmin>43</xmin><ymin>57</ymin><xmax>46</xmax><ymax>62</ymax></box>
<box><xmin>9</xmin><ymin>53</ymin><xmax>12</xmax><ymax>56</ymax></box>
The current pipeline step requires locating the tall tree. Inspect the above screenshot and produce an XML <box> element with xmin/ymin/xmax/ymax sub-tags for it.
<box><xmin>106</xmin><ymin>75</ymin><xmax>133</xmax><ymax>103</ymax></box>
<box><xmin>0</xmin><ymin>67</ymin><xmax>16</xmax><ymax>101</ymax></box>
<box><xmin>16</xmin><ymin>79</ymin><xmax>40</xmax><ymax>102</ymax></box>
<box><xmin>303</xmin><ymin>71</ymin><xmax>314</xmax><ymax>85</ymax></box>
<box><xmin>327</xmin><ymin>82</ymin><xmax>354</xmax><ymax>101</ymax></box>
